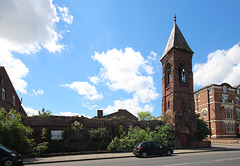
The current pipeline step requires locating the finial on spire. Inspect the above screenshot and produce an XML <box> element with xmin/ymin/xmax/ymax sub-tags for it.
<box><xmin>174</xmin><ymin>14</ymin><xmax>176</xmax><ymax>23</ymax></box>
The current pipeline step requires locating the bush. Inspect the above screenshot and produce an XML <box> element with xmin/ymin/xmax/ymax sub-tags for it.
<box><xmin>34</xmin><ymin>142</ymin><xmax>49</xmax><ymax>154</ymax></box>
<box><xmin>88</xmin><ymin>127</ymin><xmax>109</xmax><ymax>150</ymax></box>
<box><xmin>195</xmin><ymin>114</ymin><xmax>212</xmax><ymax>141</ymax></box>
<box><xmin>108</xmin><ymin>121</ymin><xmax>175</xmax><ymax>152</ymax></box>
<box><xmin>0</xmin><ymin>108</ymin><xmax>34</xmax><ymax>154</ymax></box>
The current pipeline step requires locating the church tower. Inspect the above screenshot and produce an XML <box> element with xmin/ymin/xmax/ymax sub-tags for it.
<box><xmin>160</xmin><ymin>15</ymin><xmax>197</xmax><ymax>148</ymax></box>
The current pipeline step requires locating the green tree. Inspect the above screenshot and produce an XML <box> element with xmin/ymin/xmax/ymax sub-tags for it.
<box><xmin>108</xmin><ymin>122</ymin><xmax>175</xmax><ymax>152</ymax></box>
<box><xmin>88</xmin><ymin>127</ymin><xmax>109</xmax><ymax>150</ymax></box>
<box><xmin>195</xmin><ymin>114</ymin><xmax>212</xmax><ymax>141</ymax></box>
<box><xmin>34</xmin><ymin>128</ymin><xmax>49</xmax><ymax>154</ymax></box>
<box><xmin>38</xmin><ymin>108</ymin><xmax>51</xmax><ymax>116</ymax></box>
<box><xmin>108</xmin><ymin>125</ymin><xmax>149</xmax><ymax>152</ymax></box>
<box><xmin>118</xmin><ymin>125</ymin><xmax>126</xmax><ymax>138</ymax></box>
<box><xmin>137</xmin><ymin>111</ymin><xmax>155</xmax><ymax>121</ymax></box>
<box><xmin>0</xmin><ymin>108</ymin><xmax>34</xmax><ymax>154</ymax></box>
<box><xmin>146</xmin><ymin>121</ymin><xmax>175</xmax><ymax>147</ymax></box>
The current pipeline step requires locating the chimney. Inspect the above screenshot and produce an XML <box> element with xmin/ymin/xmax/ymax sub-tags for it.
<box><xmin>97</xmin><ymin>110</ymin><xmax>103</xmax><ymax>118</ymax></box>
<box><xmin>118</xmin><ymin>109</ymin><xmax>126</xmax><ymax>112</ymax></box>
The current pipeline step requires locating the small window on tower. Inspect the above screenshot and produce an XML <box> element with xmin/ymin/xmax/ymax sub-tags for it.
<box><xmin>166</xmin><ymin>64</ymin><xmax>171</xmax><ymax>86</ymax></box>
<box><xmin>179</xmin><ymin>64</ymin><xmax>186</xmax><ymax>84</ymax></box>
<box><xmin>13</xmin><ymin>95</ymin><xmax>16</xmax><ymax>106</ymax></box>
<box><xmin>182</xmin><ymin>99</ymin><xmax>185</xmax><ymax>106</ymax></box>
<box><xmin>2</xmin><ymin>88</ymin><xmax>5</xmax><ymax>100</ymax></box>
<box><xmin>168</xmin><ymin>101</ymin><xmax>170</xmax><ymax>109</ymax></box>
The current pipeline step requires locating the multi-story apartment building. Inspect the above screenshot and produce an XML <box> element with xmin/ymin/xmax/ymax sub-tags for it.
<box><xmin>194</xmin><ymin>83</ymin><xmax>240</xmax><ymax>138</ymax></box>
<box><xmin>0</xmin><ymin>66</ymin><xmax>26</xmax><ymax>116</ymax></box>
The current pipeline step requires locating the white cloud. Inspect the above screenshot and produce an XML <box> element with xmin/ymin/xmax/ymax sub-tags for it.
<box><xmin>92</xmin><ymin>47</ymin><xmax>159</xmax><ymax>103</ymax></box>
<box><xmin>24</xmin><ymin>106</ymin><xmax>39</xmax><ymax>116</ymax></box>
<box><xmin>0</xmin><ymin>47</ymin><xmax>29</xmax><ymax>94</ymax></box>
<box><xmin>61</xmin><ymin>81</ymin><xmax>103</xmax><ymax>100</ymax></box>
<box><xmin>148</xmin><ymin>51</ymin><xmax>157</xmax><ymax>61</ymax></box>
<box><xmin>0</xmin><ymin>0</ymin><xmax>64</xmax><ymax>53</ymax></box>
<box><xmin>58</xmin><ymin>6</ymin><xmax>73</xmax><ymax>24</ymax></box>
<box><xmin>0</xmin><ymin>0</ymin><xmax>72</xmax><ymax>93</ymax></box>
<box><xmin>32</xmin><ymin>89</ymin><xmax>44</xmax><ymax>96</ymax></box>
<box><xmin>193</xmin><ymin>43</ymin><xmax>240</xmax><ymax>87</ymax></box>
<box><xmin>104</xmin><ymin>96</ymin><xmax>154</xmax><ymax>116</ymax></box>
<box><xmin>59</xmin><ymin>112</ymin><xmax>91</xmax><ymax>118</ymax></box>
<box><xmin>89</xmin><ymin>76</ymin><xmax>100</xmax><ymax>85</ymax></box>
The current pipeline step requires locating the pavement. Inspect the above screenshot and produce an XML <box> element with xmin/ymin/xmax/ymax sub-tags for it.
<box><xmin>23</xmin><ymin>144</ymin><xmax>240</xmax><ymax>165</ymax></box>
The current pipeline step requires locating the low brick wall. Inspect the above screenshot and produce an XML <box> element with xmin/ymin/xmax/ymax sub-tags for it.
<box><xmin>208</xmin><ymin>138</ymin><xmax>240</xmax><ymax>144</ymax></box>
<box><xmin>197</xmin><ymin>141</ymin><xmax>211</xmax><ymax>148</ymax></box>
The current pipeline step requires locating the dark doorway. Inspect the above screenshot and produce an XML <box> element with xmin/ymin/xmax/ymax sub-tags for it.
<box><xmin>181</xmin><ymin>133</ymin><xmax>189</xmax><ymax>148</ymax></box>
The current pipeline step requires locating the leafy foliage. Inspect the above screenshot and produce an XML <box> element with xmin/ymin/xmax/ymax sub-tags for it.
<box><xmin>146</xmin><ymin>122</ymin><xmax>175</xmax><ymax>147</ymax></box>
<box><xmin>137</xmin><ymin>111</ymin><xmax>156</xmax><ymax>120</ymax></box>
<box><xmin>118</xmin><ymin>125</ymin><xmax>126</xmax><ymax>138</ymax></box>
<box><xmin>88</xmin><ymin>127</ymin><xmax>109</xmax><ymax>150</ymax></box>
<box><xmin>34</xmin><ymin>142</ymin><xmax>49</xmax><ymax>155</ymax></box>
<box><xmin>195</xmin><ymin>114</ymin><xmax>212</xmax><ymax>141</ymax></box>
<box><xmin>70</xmin><ymin>121</ymin><xmax>83</xmax><ymax>139</ymax></box>
<box><xmin>34</xmin><ymin>128</ymin><xmax>49</xmax><ymax>154</ymax></box>
<box><xmin>38</xmin><ymin>108</ymin><xmax>51</xmax><ymax>116</ymax></box>
<box><xmin>0</xmin><ymin>108</ymin><xmax>34</xmax><ymax>154</ymax></box>
<box><xmin>108</xmin><ymin>121</ymin><xmax>175</xmax><ymax>152</ymax></box>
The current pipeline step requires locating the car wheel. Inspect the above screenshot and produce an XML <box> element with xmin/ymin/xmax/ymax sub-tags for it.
<box><xmin>135</xmin><ymin>154</ymin><xmax>140</xmax><ymax>157</ymax></box>
<box><xmin>166</xmin><ymin>150</ymin><xmax>172</xmax><ymax>156</ymax></box>
<box><xmin>141</xmin><ymin>152</ymin><xmax>148</xmax><ymax>158</ymax></box>
<box><xmin>3</xmin><ymin>159</ymin><xmax>14</xmax><ymax>166</ymax></box>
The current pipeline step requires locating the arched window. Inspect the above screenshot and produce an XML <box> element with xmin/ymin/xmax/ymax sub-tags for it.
<box><xmin>179</xmin><ymin>64</ymin><xmax>186</xmax><ymax>83</ymax></box>
<box><xmin>166</xmin><ymin>64</ymin><xmax>171</xmax><ymax>86</ymax></box>
<box><xmin>13</xmin><ymin>95</ymin><xmax>16</xmax><ymax>106</ymax></box>
<box><xmin>2</xmin><ymin>88</ymin><xmax>5</xmax><ymax>100</ymax></box>
<box><xmin>70</xmin><ymin>121</ymin><xmax>83</xmax><ymax>140</ymax></box>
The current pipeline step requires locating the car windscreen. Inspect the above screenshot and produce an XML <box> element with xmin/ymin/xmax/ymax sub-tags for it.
<box><xmin>0</xmin><ymin>145</ymin><xmax>12</xmax><ymax>153</ymax></box>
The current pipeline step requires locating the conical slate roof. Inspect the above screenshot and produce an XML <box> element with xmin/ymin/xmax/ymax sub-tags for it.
<box><xmin>161</xmin><ymin>18</ymin><xmax>193</xmax><ymax>60</ymax></box>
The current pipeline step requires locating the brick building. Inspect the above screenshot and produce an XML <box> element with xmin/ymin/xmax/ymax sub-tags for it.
<box><xmin>160</xmin><ymin>16</ymin><xmax>198</xmax><ymax>148</ymax></box>
<box><xmin>194</xmin><ymin>83</ymin><xmax>240</xmax><ymax>138</ymax></box>
<box><xmin>0</xmin><ymin>66</ymin><xmax>26</xmax><ymax>116</ymax></box>
<box><xmin>24</xmin><ymin>109</ymin><xmax>159</xmax><ymax>151</ymax></box>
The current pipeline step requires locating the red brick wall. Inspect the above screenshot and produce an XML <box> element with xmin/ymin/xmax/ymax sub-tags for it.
<box><xmin>23</xmin><ymin>115</ymin><xmax>160</xmax><ymax>151</ymax></box>
<box><xmin>194</xmin><ymin>83</ymin><xmax>240</xmax><ymax>138</ymax></box>
<box><xmin>161</xmin><ymin>48</ymin><xmax>197</xmax><ymax>148</ymax></box>
<box><xmin>0</xmin><ymin>67</ymin><xmax>26</xmax><ymax>116</ymax></box>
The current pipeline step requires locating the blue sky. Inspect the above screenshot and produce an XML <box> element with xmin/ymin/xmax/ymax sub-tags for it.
<box><xmin>1</xmin><ymin>0</ymin><xmax>240</xmax><ymax>118</ymax></box>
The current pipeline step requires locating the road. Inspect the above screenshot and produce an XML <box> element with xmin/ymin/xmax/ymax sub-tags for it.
<box><xmin>26</xmin><ymin>148</ymin><xmax>240</xmax><ymax>166</ymax></box>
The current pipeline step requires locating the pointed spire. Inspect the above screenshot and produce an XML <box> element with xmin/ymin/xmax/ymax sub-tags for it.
<box><xmin>161</xmin><ymin>15</ymin><xmax>193</xmax><ymax>60</ymax></box>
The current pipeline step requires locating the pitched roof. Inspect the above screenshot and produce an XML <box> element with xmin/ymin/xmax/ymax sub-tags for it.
<box><xmin>161</xmin><ymin>18</ymin><xmax>193</xmax><ymax>60</ymax></box>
